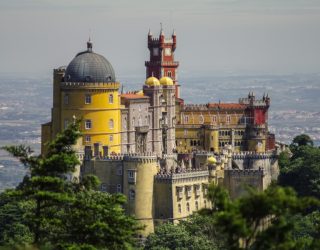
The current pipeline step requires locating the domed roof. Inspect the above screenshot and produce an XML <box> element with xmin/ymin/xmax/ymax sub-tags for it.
<box><xmin>64</xmin><ymin>40</ymin><xmax>116</xmax><ymax>83</ymax></box>
<box><xmin>207</xmin><ymin>156</ymin><xmax>217</xmax><ymax>165</ymax></box>
<box><xmin>159</xmin><ymin>76</ymin><xmax>173</xmax><ymax>86</ymax></box>
<box><xmin>145</xmin><ymin>76</ymin><xmax>160</xmax><ymax>86</ymax></box>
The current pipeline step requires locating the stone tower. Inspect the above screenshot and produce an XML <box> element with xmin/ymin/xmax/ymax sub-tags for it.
<box><xmin>143</xmin><ymin>78</ymin><xmax>163</xmax><ymax>157</ymax></box>
<box><xmin>145</xmin><ymin>29</ymin><xmax>180</xmax><ymax>98</ymax></box>
<box><xmin>245</xmin><ymin>93</ymin><xmax>270</xmax><ymax>152</ymax></box>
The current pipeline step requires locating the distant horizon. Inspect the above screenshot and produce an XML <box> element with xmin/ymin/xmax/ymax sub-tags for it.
<box><xmin>1</xmin><ymin>0</ymin><xmax>320</xmax><ymax>76</ymax></box>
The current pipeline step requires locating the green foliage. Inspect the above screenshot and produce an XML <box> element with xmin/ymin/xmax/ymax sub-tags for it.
<box><xmin>291</xmin><ymin>134</ymin><xmax>314</xmax><ymax>147</ymax></box>
<box><xmin>145</xmin><ymin>222</ymin><xmax>213</xmax><ymax>250</ymax></box>
<box><xmin>206</xmin><ymin>184</ymin><xmax>320</xmax><ymax>250</ymax></box>
<box><xmin>279</xmin><ymin>134</ymin><xmax>320</xmax><ymax>199</ymax></box>
<box><xmin>0</xmin><ymin>121</ymin><xmax>139</xmax><ymax>249</ymax></box>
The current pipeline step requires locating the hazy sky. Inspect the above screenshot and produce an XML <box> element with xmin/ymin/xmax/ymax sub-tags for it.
<box><xmin>1</xmin><ymin>0</ymin><xmax>320</xmax><ymax>77</ymax></box>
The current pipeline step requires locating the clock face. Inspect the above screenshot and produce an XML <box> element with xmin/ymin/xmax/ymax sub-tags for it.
<box><xmin>165</xmin><ymin>48</ymin><xmax>171</xmax><ymax>56</ymax></box>
<box><xmin>153</xmin><ymin>48</ymin><xmax>159</xmax><ymax>56</ymax></box>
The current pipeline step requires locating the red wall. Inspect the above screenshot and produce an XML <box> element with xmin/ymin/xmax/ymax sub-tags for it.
<box><xmin>254</xmin><ymin>109</ymin><xmax>266</xmax><ymax>125</ymax></box>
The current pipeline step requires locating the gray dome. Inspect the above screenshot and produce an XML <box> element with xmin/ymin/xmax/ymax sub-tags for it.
<box><xmin>64</xmin><ymin>42</ymin><xmax>115</xmax><ymax>83</ymax></box>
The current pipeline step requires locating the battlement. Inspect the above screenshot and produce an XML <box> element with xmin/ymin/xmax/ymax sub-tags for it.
<box><xmin>61</xmin><ymin>81</ymin><xmax>120</xmax><ymax>90</ymax></box>
<box><xmin>232</xmin><ymin>152</ymin><xmax>276</xmax><ymax>160</ymax></box>
<box><xmin>91</xmin><ymin>152</ymin><xmax>158</xmax><ymax>163</ymax></box>
<box><xmin>54</xmin><ymin>67</ymin><xmax>66</xmax><ymax>72</ymax></box>
<box><xmin>155</xmin><ymin>170</ymin><xmax>209</xmax><ymax>183</ymax></box>
<box><xmin>145</xmin><ymin>61</ymin><xmax>179</xmax><ymax>67</ymax></box>
<box><xmin>239</xmin><ymin>98</ymin><xmax>268</xmax><ymax>107</ymax></box>
<box><xmin>183</xmin><ymin>104</ymin><xmax>209</xmax><ymax>111</ymax></box>
<box><xmin>225</xmin><ymin>169</ymin><xmax>264</xmax><ymax>176</ymax></box>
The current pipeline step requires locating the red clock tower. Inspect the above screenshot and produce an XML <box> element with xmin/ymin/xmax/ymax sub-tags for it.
<box><xmin>145</xmin><ymin>29</ymin><xmax>180</xmax><ymax>97</ymax></box>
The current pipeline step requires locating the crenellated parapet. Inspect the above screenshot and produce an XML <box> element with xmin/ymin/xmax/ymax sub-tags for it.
<box><xmin>225</xmin><ymin>168</ymin><xmax>265</xmax><ymax>176</ymax></box>
<box><xmin>183</xmin><ymin>104</ymin><xmax>209</xmax><ymax>111</ymax></box>
<box><xmin>61</xmin><ymin>81</ymin><xmax>120</xmax><ymax>90</ymax></box>
<box><xmin>91</xmin><ymin>152</ymin><xmax>158</xmax><ymax>163</ymax></box>
<box><xmin>232</xmin><ymin>152</ymin><xmax>276</xmax><ymax>160</ymax></box>
<box><xmin>155</xmin><ymin>170</ymin><xmax>209</xmax><ymax>183</ymax></box>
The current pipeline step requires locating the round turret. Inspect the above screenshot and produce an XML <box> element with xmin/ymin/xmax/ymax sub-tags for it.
<box><xmin>145</xmin><ymin>76</ymin><xmax>160</xmax><ymax>86</ymax></box>
<box><xmin>159</xmin><ymin>76</ymin><xmax>173</xmax><ymax>86</ymax></box>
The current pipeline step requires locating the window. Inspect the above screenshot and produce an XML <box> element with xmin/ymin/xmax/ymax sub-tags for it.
<box><xmin>128</xmin><ymin>170</ymin><xmax>136</xmax><ymax>183</ymax></box>
<box><xmin>184</xmin><ymin>129</ymin><xmax>188</xmax><ymax>136</ymax></box>
<box><xmin>85</xmin><ymin>120</ymin><xmax>92</xmax><ymax>129</ymax></box>
<box><xmin>167</xmin><ymin>71</ymin><xmax>172</xmax><ymax>77</ymax></box>
<box><xmin>132</xmin><ymin>118</ymin><xmax>135</xmax><ymax>127</ymax></box>
<box><xmin>194</xmin><ymin>185</ymin><xmax>200</xmax><ymax>196</ymax></box>
<box><xmin>123</xmin><ymin>117</ymin><xmax>127</xmax><ymax>129</ymax></box>
<box><xmin>109</xmin><ymin>94</ymin><xmax>113</xmax><ymax>104</ymax></box>
<box><xmin>178</xmin><ymin>204</ymin><xmax>181</xmax><ymax>213</ymax></box>
<box><xmin>186</xmin><ymin>186</ymin><xmax>192</xmax><ymax>198</ymax></box>
<box><xmin>85</xmin><ymin>94</ymin><xmax>91</xmax><ymax>104</ymax></box>
<box><xmin>176</xmin><ymin>187</ymin><xmax>183</xmax><ymax>199</ymax></box>
<box><xmin>129</xmin><ymin>189</ymin><xmax>135</xmax><ymax>200</ymax></box>
<box><xmin>64</xmin><ymin>119</ymin><xmax>69</xmax><ymax>129</ymax></box>
<box><xmin>204</xmin><ymin>200</ymin><xmax>207</xmax><ymax>208</ymax></box>
<box><xmin>116</xmin><ymin>165</ymin><xmax>122</xmax><ymax>175</ymax></box>
<box><xmin>85</xmin><ymin>135</ymin><xmax>91</xmax><ymax>143</ymax></box>
<box><xmin>64</xmin><ymin>94</ymin><xmax>69</xmax><ymax>105</ymax></box>
<box><xmin>109</xmin><ymin>135</ymin><xmax>113</xmax><ymax>142</ymax></box>
<box><xmin>195</xmin><ymin>201</ymin><xmax>199</xmax><ymax>210</ymax></box>
<box><xmin>109</xmin><ymin>119</ymin><xmax>114</xmax><ymax>129</ymax></box>
<box><xmin>212</xmin><ymin>115</ymin><xmax>217</xmax><ymax>123</ymax></box>
<box><xmin>101</xmin><ymin>183</ymin><xmax>107</xmax><ymax>192</ymax></box>
<box><xmin>184</xmin><ymin>115</ymin><xmax>189</xmax><ymax>123</ymax></box>
<box><xmin>226</xmin><ymin>115</ymin><xmax>231</xmax><ymax>124</ymax></box>
<box><xmin>186</xmin><ymin>202</ymin><xmax>190</xmax><ymax>212</ymax></box>
<box><xmin>116</xmin><ymin>184</ymin><xmax>122</xmax><ymax>193</ymax></box>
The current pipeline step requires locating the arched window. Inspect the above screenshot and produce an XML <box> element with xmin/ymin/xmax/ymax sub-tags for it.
<box><xmin>186</xmin><ymin>202</ymin><xmax>190</xmax><ymax>212</ymax></box>
<box><xmin>212</xmin><ymin>115</ymin><xmax>217</xmax><ymax>123</ymax></box>
<box><xmin>226</xmin><ymin>115</ymin><xmax>231</xmax><ymax>124</ymax></box>
<box><xmin>167</xmin><ymin>71</ymin><xmax>172</xmax><ymax>77</ymax></box>
<box><xmin>129</xmin><ymin>189</ymin><xmax>135</xmax><ymax>200</ymax></box>
<box><xmin>195</xmin><ymin>201</ymin><xmax>199</xmax><ymax>210</ymax></box>
<box><xmin>109</xmin><ymin>94</ymin><xmax>113</xmax><ymax>104</ymax></box>
<box><xmin>109</xmin><ymin>119</ymin><xmax>114</xmax><ymax>129</ymax></box>
<box><xmin>178</xmin><ymin>204</ymin><xmax>181</xmax><ymax>213</ymax></box>
<box><xmin>204</xmin><ymin>200</ymin><xmax>207</xmax><ymax>208</ymax></box>
<box><xmin>190</xmin><ymin>140</ymin><xmax>193</xmax><ymax>146</ymax></box>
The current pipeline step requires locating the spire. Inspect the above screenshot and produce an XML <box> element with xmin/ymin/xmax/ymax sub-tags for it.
<box><xmin>148</xmin><ymin>28</ymin><xmax>152</xmax><ymax>36</ymax></box>
<box><xmin>160</xmin><ymin>22</ymin><xmax>164</xmax><ymax>36</ymax></box>
<box><xmin>172</xmin><ymin>29</ymin><xmax>176</xmax><ymax>36</ymax></box>
<box><xmin>87</xmin><ymin>37</ymin><xmax>93</xmax><ymax>52</ymax></box>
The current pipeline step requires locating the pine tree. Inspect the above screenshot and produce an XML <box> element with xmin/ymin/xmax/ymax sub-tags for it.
<box><xmin>1</xmin><ymin>121</ymin><xmax>140</xmax><ymax>249</ymax></box>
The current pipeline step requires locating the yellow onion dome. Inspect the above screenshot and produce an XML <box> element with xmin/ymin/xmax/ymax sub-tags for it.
<box><xmin>207</xmin><ymin>156</ymin><xmax>217</xmax><ymax>165</ymax></box>
<box><xmin>159</xmin><ymin>76</ymin><xmax>174</xmax><ymax>86</ymax></box>
<box><xmin>145</xmin><ymin>76</ymin><xmax>160</xmax><ymax>86</ymax></box>
<box><xmin>136</xmin><ymin>90</ymin><xmax>144</xmax><ymax>95</ymax></box>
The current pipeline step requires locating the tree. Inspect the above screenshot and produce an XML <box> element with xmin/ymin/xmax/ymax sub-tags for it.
<box><xmin>1</xmin><ymin>122</ymin><xmax>140</xmax><ymax>249</ymax></box>
<box><xmin>279</xmin><ymin>135</ymin><xmax>320</xmax><ymax>199</ymax></box>
<box><xmin>205</xmin><ymin>184</ymin><xmax>319</xmax><ymax>250</ymax></box>
<box><xmin>292</xmin><ymin>134</ymin><xmax>313</xmax><ymax>147</ymax></box>
<box><xmin>144</xmin><ymin>222</ymin><xmax>213</xmax><ymax>250</ymax></box>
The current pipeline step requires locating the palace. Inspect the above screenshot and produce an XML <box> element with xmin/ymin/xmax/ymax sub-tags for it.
<box><xmin>41</xmin><ymin>29</ymin><xmax>279</xmax><ymax>235</ymax></box>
